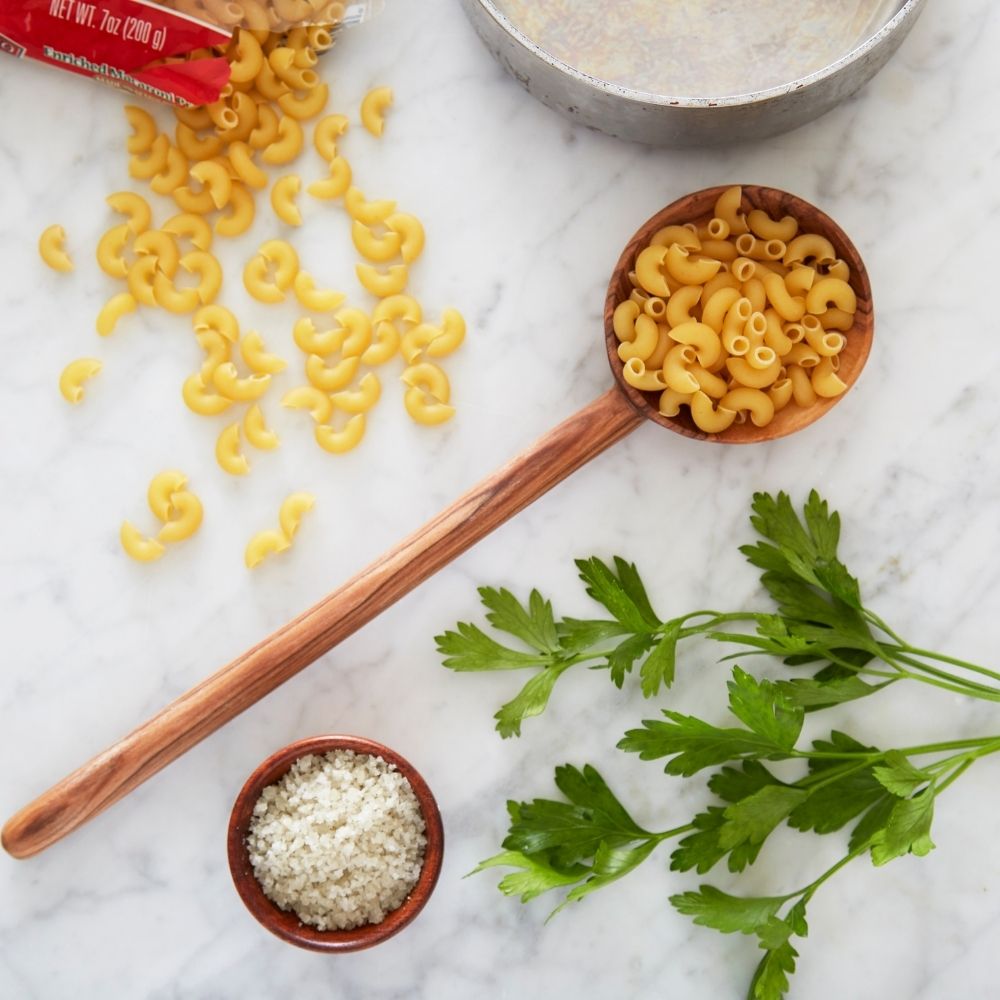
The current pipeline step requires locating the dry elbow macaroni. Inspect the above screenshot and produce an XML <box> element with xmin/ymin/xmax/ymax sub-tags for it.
<box><xmin>245</xmin><ymin>492</ymin><xmax>315</xmax><ymax>568</ymax></box>
<box><xmin>49</xmin><ymin>33</ymin><xmax>466</xmax><ymax>567</ymax></box>
<box><xmin>615</xmin><ymin>185</ymin><xmax>858</xmax><ymax>434</ymax></box>
<box><xmin>121</xmin><ymin>471</ymin><xmax>203</xmax><ymax>562</ymax></box>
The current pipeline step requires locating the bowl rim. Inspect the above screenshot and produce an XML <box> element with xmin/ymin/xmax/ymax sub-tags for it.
<box><xmin>602</xmin><ymin>184</ymin><xmax>874</xmax><ymax>444</ymax></box>
<box><xmin>227</xmin><ymin>734</ymin><xmax>444</xmax><ymax>953</ymax></box>
<box><xmin>469</xmin><ymin>0</ymin><xmax>925</xmax><ymax>107</ymax></box>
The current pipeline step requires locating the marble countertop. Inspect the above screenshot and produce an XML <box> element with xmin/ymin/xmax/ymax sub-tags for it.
<box><xmin>3</xmin><ymin>2</ymin><xmax>1000</xmax><ymax>997</ymax></box>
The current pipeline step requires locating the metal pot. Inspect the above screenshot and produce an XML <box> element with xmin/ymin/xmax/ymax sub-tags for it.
<box><xmin>460</xmin><ymin>0</ymin><xmax>928</xmax><ymax>146</ymax></box>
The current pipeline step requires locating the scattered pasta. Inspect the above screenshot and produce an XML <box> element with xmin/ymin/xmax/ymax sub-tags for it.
<box><xmin>59</xmin><ymin>358</ymin><xmax>102</xmax><ymax>405</ymax></box>
<box><xmin>121</xmin><ymin>471</ymin><xmax>203</xmax><ymax>561</ymax></box>
<box><xmin>39</xmin><ymin>225</ymin><xmax>74</xmax><ymax>273</ymax></box>
<box><xmin>245</xmin><ymin>492</ymin><xmax>315</xmax><ymax>569</ymax></box>
<box><xmin>360</xmin><ymin>86</ymin><xmax>393</xmax><ymax>138</ymax></box>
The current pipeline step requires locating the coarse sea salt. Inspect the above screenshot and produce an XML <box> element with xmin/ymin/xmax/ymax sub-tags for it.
<box><xmin>246</xmin><ymin>749</ymin><xmax>427</xmax><ymax>930</ymax></box>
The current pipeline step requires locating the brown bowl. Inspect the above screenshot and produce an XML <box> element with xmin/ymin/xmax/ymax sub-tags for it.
<box><xmin>227</xmin><ymin>735</ymin><xmax>444</xmax><ymax>952</ymax></box>
<box><xmin>603</xmin><ymin>184</ymin><xmax>874</xmax><ymax>444</ymax></box>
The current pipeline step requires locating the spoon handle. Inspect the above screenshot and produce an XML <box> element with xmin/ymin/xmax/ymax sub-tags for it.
<box><xmin>3</xmin><ymin>387</ymin><xmax>643</xmax><ymax>859</ymax></box>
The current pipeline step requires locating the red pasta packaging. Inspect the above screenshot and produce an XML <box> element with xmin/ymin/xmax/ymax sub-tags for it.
<box><xmin>0</xmin><ymin>1</ymin><xmax>380</xmax><ymax>107</ymax></box>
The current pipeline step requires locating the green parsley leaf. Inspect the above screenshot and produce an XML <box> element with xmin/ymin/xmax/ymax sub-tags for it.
<box><xmin>469</xmin><ymin>851</ymin><xmax>587</xmax><ymax>903</ymax></box>
<box><xmin>847</xmin><ymin>794</ymin><xmax>897</xmax><ymax>853</ymax></box>
<box><xmin>493</xmin><ymin>661</ymin><xmax>574</xmax><ymax>738</ymax></box>
<box><xmin>708</xmin><ymin>761</ymin><xmax>782</xmax><ymax>804</ymax></box>
<box><xmin>776</xmin><ymin>675</ymin><xmax>885</xmax><ymax>710</ymax></box>
<box><xmin>606</xmin><ymin>633</ymin><xmax>655</xmax><ymax>688</ymax></box>
<box><xmin>727</xmin><ymin>667</ymin><xmax>804</xmax><ymax>750</ymax></box>
<box><xmin>872</xmin><ymin>751</ymin><xmax>934</xmax><ymax>798</ymax></box>
<box><xmin>479</xmin><ymin>586</ymin><xmax>560</xmax><ymax>653</ymax></box>
<box><xmin>640</xmin><ymin>620</ymin><xmax>680</xmax><ymax>697</ymax></box>
<box><xmin>575</xmin><ymin>557</ymin><xmax>661</xmax><ymax>632</ymax></box>
<box><xmin>502</xmin><ymin>764</ymin><xmax>651</xmax><ymax>865</ymax></box>
<box><xmin>619</xmin><ymin>711</ymin><xmax>797</xmax><ymax>777</ymax></box>
<box><xmin>555</xmin><ymin>839</ymin><xmax>659</xmax><ymax>912</ymax></box>
<box><xmin>556</xmin><ymin>617</ymin><xmax>627</xmax><ymax>652</ymax></box>
<box><xmin>670</xmin><ymin>885</ymin><xmax>787</xmax><ymax>935</ymax></box>
<box><xmin>750</xmin><ymin>936</ymin><xmax>799</xmax><ymax>1000</ymax></box>
<box><xmin>869</xmin><ymin>790</ymin><xmax>937</xmax><ymax>866</ymax></box>
<box><xmin>436</xmin><ymin>621</ymin><xmax>551</xmax><ymax>672</ymax></box>
<box><xmin>670</xmin><ymin>807</ymin><xmax>764</xmax><ymax>875</ymax></box>
<box><xmin>718</xmin><ymin>786</ymin><xmax>809</xmax><ymax>851</ymax></box>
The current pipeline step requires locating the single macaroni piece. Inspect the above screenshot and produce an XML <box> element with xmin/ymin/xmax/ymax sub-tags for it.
<box><xmin>634</xmin><ymin>245</ymin><xmax>671</xmax><ymax>297</ymax></box>
<box><xmin>294</xmin><ymin>271</ymin><xmax>346</xmax><ymax>312</ymax></box>
<box><xmin>307</xmin><ymin>156</ymin><xmax>352</xmax><ymax>200</ymax></box>
<box><xmin>373</xmin><ymin>294</ymin><xmax>422</xmax><ymax>328</ymax></box>
<box><xmin>712</xmin><ymin>186</ymin><xmax>748</xmax><ymax>236</ymax></box>
<box><xmin>39</xmin><ymin>225</ymin><xmax>74</xmax><ymax>273</ymax></box>
<box><xmin>621</xmin><ymin>357</ymin><xmax>667</xmax><ymax>392</ymax></box>
<box><xmin>668</xmin><ymin>321</ymin><xmax>722</xmax><ymax>367</ymax></box>
<box><xmin>613</xmin><ymin>300</ymin><xmax>640</xmax><ymax>342</ymax></box>
<box><xmin>179</xmin><ymin>251</ymin><xmax>223</xmax><ymax>304</ymax></box>
<box><xmin>811</xmin><ymin>356</ymin><xmax>848</xmax><ymax>398</ymax></box>
<box><xmin>282</xmin><ymin>385</ymin><xmax>335</xmax><ymax>424</ymax></box>
<box><xmin>163</xmin><ymin>212</ymin><xmax>213</xmax><ymax>251</ymax></box>
<box><xmin>617</xmin><ymin>314</ymin><xmax>659</xmax><ymax>363</ymax></box>
<box><xmin>426</xmin><ymin>309</ymin><xmax>466</xmax><ymax>358</ymax></box>
<box><xmin>121</xmin><ymin>521</ymin><xmax>166</xmax><ymax>563</ymax></box>
<box><xmin>362</xmin><ymin>320</ymin><xmax>401</xmax><ymax>366</ymax></box>
<box><xmin>129</xmin><ymin>134</ymin><xmax>170</xmax><ymax>180</ymax></box>
<box><xmin>344</xmin><ymin>187</ymin><xmax>395</xmax><ymax>225</ymax></box>
<box><xmin>279</xmin><ymin>492</ymin><xmax>315</xmax><ymax>539</ymax></box>
<box><xmin>133</xmin><ymin>229</ymin><xmax>180</xmax><ymax>276</ymax></box>
<box><xmin>149</xmin><ymin>145</ymin><xmax>189</xmax><ymax>196</ymax></box>
<box><xmin>262</xmin><ymin>117</ymin><xmax>305</xmax><ymax>165</ymax></box>
<box><xmin>360</xmin><ymin>86</ymin><xmax>393</xmax><ymax>137</ymax></box>
<box><xmin>244</xmin><ymin>403</ymin><xmax>281</xmax><ymax>450</ymax></box>
<box><xmin>402</xmin><ymin>387</ymin><xmax>455</xmax><ymax>426</ymax></box>
<box><xmin>96</xmin><ymin>293</ymin><xmax>138</xmax><ymax>337</ymax></box>
<box><xmin>147</xmin><ymin>470</ymin><xmax>188</xmax><ymax>522</ymax></box>
<box><xmin>293</xmin><ymin>316</ymin><xmax>345</xmax><ymax>356</ymax></box>
<box><xmin>356</xmin><ymin>263</ymin><xmax>408</xmax><ymax>298</ymax></box>
<box><xmin>191</xmin><ymin>160</ymin><xmax>233</xmax><ymax>209</ymax></box>
<box><xmin>244</xmin><ymin>254</ymin><xmax>285</xmax><ymax>303</ymax></box>
<box><xmin>401</xmin><ymin>361</ymin><xmax>450</xmax><ymax>403</ymax></box>
<box><xmin>313</xmin><ymin>113</ymin><xmax>349</xmax><ymax>160</ymax></box>
<box><xmin>59</xmin><ymin>358</ymin><xmax>102</xmax><ymax>404</ymax></box>
<box><xmin>216</xmin><ymin>422</ymin><xmax>251</xmax><ymax>475</ymax></box>
<box><xmin>245</xmin><ymin>528</ymin><xmax>290</xmax><ymax>569</ymax></box>
<box><xmin>127</xmin><ymin>255</ymin><xmax>159</xmax><ymax>307</ymax></box>
<box><xmin>385</xmin><ymin>213</ymin><xmax>425</xmax><ymax>263</ymax></box>
<box><xmin>194</xmin><ymin>304</ymin><xmax>240</xmax><ymax>343</ymax></box>
<box><xmin>351</xmin><ymin>220</ymin><xmax>402</xmax><ymax>262</ymax></box>
<box><xmin>96</xmin><ymin>224</ymin><xmax>132</xmax><ymax>278</ymax></box>
<box><xmin>107</xmin><ymin>192</ymin><xmax>152</xmax><ymax>234</ymax></box>
<box><xmin>213</xmin><ymin>362</ymin><xmax>272</xmax><ymax>401</ymax></box>
<box><xmin>306</xmin><ymin>353</ymin><xmax>361</xmax><ymax>392</ymax></box>
<box><xmin>182</xmin><ymin>372</ymin><xmax>233</xmax><ymax>416</ymax></box>
<box><xmin>216</xmin><ymin>183</ymin><xmax>256</xmax><ymax>237</ymax></box>
<box><xmin>124</xmin><ymin>105</ymin><xmax>157</xmax><ymax>154</ymax></box>
<box><xmin>400</xmin><ymin>323</ymin><xmax>438</xmax><ymax>365</ymax></box>
<box><xmin>784</xmin><ymin>233</ymin><xmax>837</xmax><ymax>267</ymax></box>
<box><xmin>278</xmin><ymin>82</ymin><xmax>330</xmax><ymax>121</ymax></box>
<box><xmin>331</xmin><ymin>372</ymin><xmax>381</xmax><ymax>413</ymax></box>
<box><xmin>748</xmin><ymin>209</ymin><xmax>798</xmax><ymax>243</ymax></box>
<box><xmin>662</xmin><ymin>345</ymin><xmax>700</xmax><ymax>394</ymax></box>
<box><xmin>157</xmin><ymin>490</ymin><xmax>203</xmax><ymax>544</ymax></box>
<box><xmin>229</xmin><ymin>141</ymin><xmax>269</xmax><ymax>189</ymax></box>
<box><xmin>720</xmin><ymin>386</ymin><xmax>775</xmax><ymax>428</ymax></box>
<box><xmin>689</xmin><ymin>390</ymin><xmax>737</xmax><ymax>433</ymax></box>
<box><xmin>154</xmin><ymin>271</ymin><xmax>201</xmax><ymax>314</ymax></box>
<box><xmin>335</xmin><ymin>308</ymin><xmax>373</xmax><ymax>356</ymax></box>
<box><xmin>260</xmin><ymin>239</ymin><xmax>300</xmax><ymax>289</ymax></box>
<box><xmin>315</xmin><ymin>413</ymin><xmax>366</xmax><ymax>452</ymax></box>
<box><xmin>271</xmin><ymin>174</ymin><xmax>303</xmax><ymax>225</ymax></box>
<box><xmin>806</xmin><ymin>277</ymin><xmax>857</xmax><ymax>315</ymax></box>
<box><xmin>241</xmin><ymin>331</ymin><xmax>288</xmax><ymax>374</ymax></box>
<box><xmin>650</xmin><ymin>225</ymin><xmax>700</xmax><ymax>250</ymax></box>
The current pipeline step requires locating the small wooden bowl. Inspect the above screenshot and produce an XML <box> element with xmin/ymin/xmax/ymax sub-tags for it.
<box><xmin>227</xmin><ymin>735</ymin><xmax>444</xmax><ymax>953</ymax></box>
<box><xmin>603</xmin><ymin>185</ymin><xmax>874</xmax><ymax>443</ymax></box>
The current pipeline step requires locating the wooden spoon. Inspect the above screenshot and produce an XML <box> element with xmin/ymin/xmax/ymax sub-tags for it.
<box><xmin>1</xmin><ymin>186</ymin><xmax>873</xmax><ymax>859</ymax></box>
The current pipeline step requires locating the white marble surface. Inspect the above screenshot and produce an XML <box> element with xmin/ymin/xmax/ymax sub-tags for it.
<box><xmin>2</xmin><ymin>2</ymin><xmax>1000</xmax><ymax>997</ymax></box>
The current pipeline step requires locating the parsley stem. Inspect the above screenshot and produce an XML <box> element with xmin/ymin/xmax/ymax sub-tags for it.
<box><xmin>888</xmin><ymin>664</ymin><xmax>1000</xmax><ymax>702</ymax></box>
<box><xmin>652</xmin><ymin>822</ymin><xmax>696</xmax><ymax>842</ymax></box>
<box><xmin>889</xmin><ymin>644</ymin><xmax>1000</xmax><ymax>685</ymax></box>
<box><xmin>798</xmin><ymin>841</ymin><xmax>870</xmax><ymax>903</ymax></box>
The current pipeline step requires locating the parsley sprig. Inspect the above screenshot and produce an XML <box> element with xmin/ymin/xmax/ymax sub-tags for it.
<box><xmin>437</xmin><ymin>490</ymin><xmax>1000</xmax><ymax>737</ymax></box>
<box><xmin>442</xmin><ymin>490</ymin><xmax>1000</xmax><ymax>1000</ymax></box>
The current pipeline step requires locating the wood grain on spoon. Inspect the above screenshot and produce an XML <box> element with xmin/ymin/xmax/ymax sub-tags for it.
<box><xmin>2</xmin><ymin>389</ymin><xmax>643</xmax><ymax>859</ymax></box>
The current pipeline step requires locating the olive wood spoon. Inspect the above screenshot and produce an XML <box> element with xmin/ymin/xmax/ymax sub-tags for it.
<box><xmin>2</xmin><ymin>186</ymin><xmax>873</xmax><ymax>858</ymax></box>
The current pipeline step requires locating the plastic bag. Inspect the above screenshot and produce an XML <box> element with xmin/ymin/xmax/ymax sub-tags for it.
<box><xmin>0</xmin><ymin>0</ymin><xmax>382</xmax><ymax>107</ymax></box>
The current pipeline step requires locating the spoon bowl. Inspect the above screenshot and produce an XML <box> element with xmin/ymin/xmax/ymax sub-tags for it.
<box><xmin>604</xmin><ymin>185</ymin><xmax>874</xmax><ymax>443</ymax></box>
